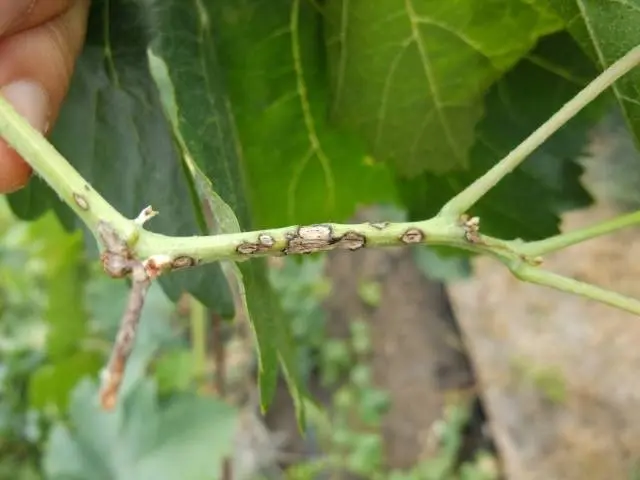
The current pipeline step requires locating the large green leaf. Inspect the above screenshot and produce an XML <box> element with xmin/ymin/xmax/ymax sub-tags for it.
<box><xmin>6</xmin><ymin>0</ymin><xmax>235</xmax><ymax>317</ymax></box>
<box><xmin>209</xmin><ymin>0</ymin><xmax>397</xmax><ymax>228</ymax></box>
<box><xmin>324</xmin><ymin>0</ymin><xmax>564</xmax><ymax>176</ymax></box>
<box><xmin>146</xmin><ymin>14</ymin><xmax>306</xmax><ymax>417</ymax></box>
<box><xmin>43</xmin><ymin>379</ymin><xmax>237</xmax><ymax>480</ymax></box>
<box><xmin>542</xmin><ymin>0</ymin><xmax>640</xmax><ymax>151</ymax></box>
<box><xmin>401</xmin><ymin>32</ymin><xmax>607</xmax><ymax>240</ymax></box>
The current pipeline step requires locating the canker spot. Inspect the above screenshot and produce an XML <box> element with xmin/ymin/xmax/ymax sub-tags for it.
<box><xmin>73</xmin><ymin>193</ymin><xmax>89</xmax><ymax>210</ymax></box>
<box><xmin>401</xmin><ymin>228</ymin><xmax>424</xmax><ymax>244</ymax></box>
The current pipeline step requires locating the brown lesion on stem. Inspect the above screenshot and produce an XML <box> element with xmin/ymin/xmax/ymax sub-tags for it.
<box><xmin>73</xmin><ymin>192</ymin><xmax>89</xmax><ymax>211</ymax></box>
<box><xmin>369</xmin><ymin>221</ymin><xmax>390</xmax><ymax>230</ymax></box>
<box><xmin>457</xmin><ymin>215</ymin><xmax>544</xmax><ymax>267</ymax></box>
<box><xmin>400</xmin><ymin>228</ymin><xmax>424</xmax><ymax>244</ymax></box>
<box><xmin>98</xmin><ymin>221</ymin><xmax>135</xmax><ymax>278</ymax></box>
<box><xmin>336</xmin><ymin>231</ymin><xmax>366</xmax><ymax>250</ymax></box>
<box><xmin>236</xmin><ymin>232</ymin><xmax>276</xmax><ymax>255</ymax></box>
<box><xmin>171</xmin><ymin>255</ymin><xmax>198</xmax><ymax>270</ymax></box>
<box><xmin>283</xmin><ymin>224</ymin><xmax>365</xmax><ymax>254</ymax></box>
<box><xmin>284</xmin><ymin>225</ymin><xmax>333</xmax><ymax>254</ymax></box>
<box><xmin>235</xmin><ymin>224</ymin><xmax>367</xmax><ymax>257</ymax></box>
<box><xmin>460</xmin><ymin>214</ymin><xmax>482</xmax><ymax>244</ymax></box>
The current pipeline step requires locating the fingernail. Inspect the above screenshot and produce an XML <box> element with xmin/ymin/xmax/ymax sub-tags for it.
<box><xmin>2</xmin><ymin>80</ymin><xmax>49</xmax><ymax>132</ymax></box>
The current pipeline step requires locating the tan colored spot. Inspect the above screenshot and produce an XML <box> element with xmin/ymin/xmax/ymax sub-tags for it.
<box><xmin>172</xmin><ymin>256</ymin><xmax>197</xmax><ymax>269</ymax></box>
<box><xmin>237</xmin><ymin>242</ymin><xmax>259</xmax><ymax>255</ymax></box>
<box><xmin>258</xmin><ymin>234</ymin><xmax>275</xmax><ymax>247</ymax></box>
<box><xmin>100</xmin><ymin>251</ymin><xmax>132</xmax><ymax>278</ymax></box>
<box><xmin>73</xmin><ymin>192</ymin><xmax>89</xmax><ymax>210</ymax></box>
<box><xmin>401</xmin><ymin>228</ymin><xmax>424</xmax><ymax>244</ymax></box>
<box><xmin>337</xmin><ymin>231</ymin><xmax>366</xmax><ymax>251</ymax></box>
<box><xmin>370</xmin><ymin>222</ymin><xmax>389</xmax><ymax>230</ymax></box>
<box><xmin>285</xmin><ymin>224</ymin><xmax>333</xmax><ymax>254</ymax></box>
<box><xmin>143</xmin><ymin>254</ymin><xmax>173</xmax><ymax>279</ymax></box>
<box><xmin>462</xmin><ymin>215</ymin><xmax>481</xmax><ymax>243</ymax></box>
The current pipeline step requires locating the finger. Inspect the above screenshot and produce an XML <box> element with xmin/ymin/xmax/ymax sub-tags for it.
<box><xmin>0</xmin><ymin>0</ymin><xmax>89</xmax><ymax>193</ymax></box>
<box><xmin>3</xmin><ymin>0</ymin><xmax>76</xmax><ymax>37</ymax></box>
<box><xmin>0</xmin><ymin>1</ymin><xmax>37</xmax><ymax>34</ymax></box>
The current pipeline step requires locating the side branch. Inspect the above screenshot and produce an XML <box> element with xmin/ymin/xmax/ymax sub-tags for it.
<box><xmin>97</xmin><ymin>221</ymin><xmax>154</xmax><ymax>410</ymax></box>
<box><xmin>510</xmin><ymin>262</ymin><xmax>640</xmax><ymax>316</ymax></box>
<box><xmin>439</xmin><ymin>45</ymin><xmax>640</xmax><ymax>218</ymax></box>
<box><xmin>522</xmin><ymin>210</ymin><xmax>640</xmax><ymax>257</ymax></box>
<box><xmin>100</xmin><ymin>263</ymin><xmax>150</xmax><ymax>409</ymax></box>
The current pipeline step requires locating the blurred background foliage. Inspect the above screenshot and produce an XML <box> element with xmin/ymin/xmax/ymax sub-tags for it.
<box><xmin>0</xmin><ymin>198</ymin><xmax>237</xmax><ymax>479</ymax></box>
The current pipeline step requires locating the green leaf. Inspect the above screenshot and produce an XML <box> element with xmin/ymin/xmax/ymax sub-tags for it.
<box><xmin>29</xmin><ymin>351</ymin><xmax>102</xmax><ymax>412</ymax></box>
<box><xmin>401</xmin><ymin>32</ymin><xmax>606</xmax><ymax>240</ymax></box>
<box><xmin>153</xmin><ymin>350</ymin><xmax>196</xmax><ymax>394</ymax></box>
<box><xmin>43</xmin><ymin>378</ymin><xmax>237</xmax><ymax>480</ymax></box>
<box><xmin>6</xmin><ymin>0</ymin><xmax>235</xmax><ymax>318</ymax></box>
<box><xmin>6</xmin><ymin>176</ymin><xmax>66</xmax><ymax>225</ymax></box>
<box><xmin>324</xmin><ymin>0</ymin><xmax>564</xmax><ymax>176</ymax></box>
<box><xmin>542</xmin><ymin>0</ymin><xmax>640</xmax><ymax>151</ymax></box>
<box><xmin>145</xmin><ymin>5</ymin><xmax>307</xmax><ymax>419</ymax></box>
<box><xmin>209</xmin><ymin>0</ymin><xmax>397</xmax><ymax>228</ymax></box>
<box><xmin>238</xmin><ymin>260</ymin><xmax>308</xmax><ymax>418</ymax></box>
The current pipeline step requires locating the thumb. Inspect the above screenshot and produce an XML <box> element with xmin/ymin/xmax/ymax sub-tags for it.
<box><xmin>0</xmin><ymin>0</ymin><xmax>89</xmax><ymax>193</ymax></box>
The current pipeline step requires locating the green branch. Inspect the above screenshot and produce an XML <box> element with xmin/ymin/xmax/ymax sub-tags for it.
<box><xmin>0</xmin><ymin>45</ymin><xmax>639</xmax><ymax>335</ymax></box>
<box><xmin>509</xmin><ymin>261</ymin><xmax>640</xmax><ymax>315</ymax></box>
<box><xmin>136</xmin><ymin>217</ymin><xmax>474</xmax><ymax>264</ymax></box>
<box><xmin>0</xmin><ymin>95</ymin><xmax>135</xmax><ymax>242</ymax></box>
<box><xmin>522</xmin><ymin>209</ymin><xmax>640</xmax><ymax>256</ymax></box>
<box><xmin>439</xmin><ymin>44</ymin><xmax>640</xmax><ymax>218</ymax></box>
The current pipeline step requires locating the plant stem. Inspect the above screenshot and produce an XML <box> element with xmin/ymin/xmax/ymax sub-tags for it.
<box><xmin>136</xmin><ymin>217</ymin><xmax>476</xmax><ymax>264</ymax></box>
<box><xmin>439</xmin><ymin>44</ymin><xmax>640</xmax><ymax>217</ymax></box>
<box><xmin>139</xmin><ymin>220</ymin><xmax>640</xmax><ymax>318</ymax></box>
<box><xmin>510</xmin><ymin>262</ymin><xmax>640</xmax><ymax>316</ymax></box>
<box><xmin>0</xmin><ymin>95</ymin><xmax>135</xmax><ymax>240</ymax></box>
<box><xmin>523</xmin><ymin>210</ymin><xmax>640</xmax><ymax>256</ymax></box>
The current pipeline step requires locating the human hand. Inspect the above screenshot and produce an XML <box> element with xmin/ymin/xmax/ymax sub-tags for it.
<box><xmin>0</xmin><ymin>0</ymin><xmax>89</xmax><ymax>193</ymax></box>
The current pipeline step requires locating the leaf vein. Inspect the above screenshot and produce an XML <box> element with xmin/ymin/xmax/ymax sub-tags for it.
<box><xmin>413</xmin><ymin>15</ymin><xmax>489</xmax><ymax>63</ymax></box>
<box><xmin>290</xmin><ymin>0</ymin><xmax>336</xmax><ymax>216</ymax></box>
<box><xmin>374</xmin><ymin>38</ymin><xmax>412</xmax><ymax>151</ymax></box>
<box><xmin>194</xmin><ymin>0</ymin><xmax>238</xmax><ymax>212</ymax></box>
<box><xmin>331</xmin><ymin>0</ymin><xmax>350</xmax><ymax>114</ymax></box>
<box><xmin>404</xmin><ymin>0</ymin><xmax>464</xmax><ymax>162</ymax></box>
<box><xmin>287</xmin><ymin>147</ymin><xmax>314</xmax><ymax>222</ymax></box>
